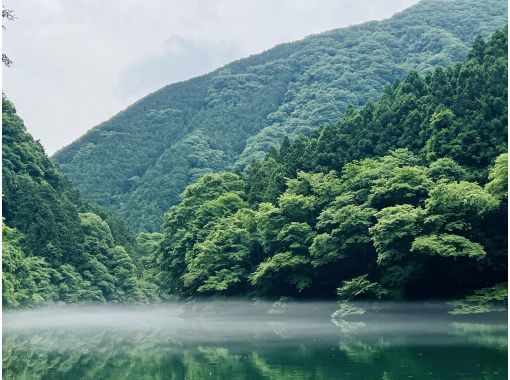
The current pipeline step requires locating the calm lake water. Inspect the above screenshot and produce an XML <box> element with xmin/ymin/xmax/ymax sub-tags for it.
<box><xmin>2</xmin><ymin>301</ymin><xmax>507</xmax><ymax>379</ymax></box>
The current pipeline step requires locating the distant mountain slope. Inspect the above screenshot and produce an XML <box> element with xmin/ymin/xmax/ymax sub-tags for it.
<box><xmin>53</xmin><ymin>0</ymin><xmax>508</xmax><ymax>231</ymax></box>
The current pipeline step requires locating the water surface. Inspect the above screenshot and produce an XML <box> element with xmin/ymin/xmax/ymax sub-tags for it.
<box><xmin>3</xmin><ymin>301</ymin><xmax>507</xmax><ymax>379</ymax></box>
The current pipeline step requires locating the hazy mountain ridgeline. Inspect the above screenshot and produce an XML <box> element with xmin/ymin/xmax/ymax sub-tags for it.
<box><xmin>2</xmin><ymin>97</ymin><xmax>159</xmax><ymax>307</ymax></box>
<box><xmin>53</xmin><ymin>0</ymin><xmax>507</xmax><ymax>231</ymax></box>
<box><xmin>157</xmin><ymin>29</ymin><xmax>507</xmax><ymax>302</ymax></box>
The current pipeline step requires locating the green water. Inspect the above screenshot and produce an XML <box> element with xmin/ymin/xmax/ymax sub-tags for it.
<box><xmin>2</xmin><ymin>302</ymin><xmax>507</xmax><ymax>379</ymax></box>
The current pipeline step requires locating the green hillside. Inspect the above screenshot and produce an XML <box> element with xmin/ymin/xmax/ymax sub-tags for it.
<box><xmin>157</xmin><ymin>29</ymin><xmax>507</xmax><ymax>301</ymax></box>
<box><xmin>2</xmin><ymin>97</ymin><xmax>158</xmax><ymax>307</ymax></box>
<box><xmin>53</xmin><ymin>0</ymin><xmax>507</xmax><ymax>231</ymax></box>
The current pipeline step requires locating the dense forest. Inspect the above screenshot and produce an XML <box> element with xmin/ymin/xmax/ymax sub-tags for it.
<box><xmin>156</xmin><ymin>29</ymin><xmax>508</xmax><ymax>306</ymax></box>
<box><xmin>2</xmin><ymin>97</ymin><xmax>158</xmax><ymax>307</ymax></box>
<box><xmin>53</xmin><ymin>0</ymin><xmax>507</xmax><ymax>231</ymax></box>
<box><xmin>1</xmin><ymin>5</ymin><xmax>507</xmax><ymax>311</ymax></box>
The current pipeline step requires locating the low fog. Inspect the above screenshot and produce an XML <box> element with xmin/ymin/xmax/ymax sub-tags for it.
<box><xmin>4</xmin><ymin>301</ymin><xmax>507</xmax><ymax>350</ymax></box>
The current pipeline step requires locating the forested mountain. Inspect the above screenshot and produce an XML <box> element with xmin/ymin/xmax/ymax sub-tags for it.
<box><xmin>53</xmin><ymin>0</ymin><xmax>507</xmax><ymax>232</ymax></box>
<box><xmin>2</xmin><ymin>97</ymin><xmax>159</xmax><ymax>307</ymax></box>
<box><xmin>157</xmin><ymin>29</ymin><xmax>507</xmax><ymax>303</ymax></box>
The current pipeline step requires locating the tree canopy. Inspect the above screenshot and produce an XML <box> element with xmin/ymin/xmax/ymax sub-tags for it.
<box><xmin>157</xmin><ymin>29</ymin><xmax>507</xmax><ymax>301</ymax></box>
<box><xmin>53</xmin><ymin>0</ymin><xmax>507</xmax><ymax>232</ymax></box>
<box><xmin>2</xmin><ymin>97</ymin><xmax>158</xmax><ymax>307</ymax></box>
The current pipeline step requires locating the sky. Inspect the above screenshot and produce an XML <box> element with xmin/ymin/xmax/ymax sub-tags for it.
<box><xmin>2</xmin><ymin>0</ymin><xmax>419</xmax><ymax>155</ymax></box>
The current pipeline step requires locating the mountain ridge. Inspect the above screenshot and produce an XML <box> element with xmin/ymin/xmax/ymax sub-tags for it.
<box><xmin>53</xmin><ymin>0</ymin><xmax>508</xmax><ymax>231</ymax></box>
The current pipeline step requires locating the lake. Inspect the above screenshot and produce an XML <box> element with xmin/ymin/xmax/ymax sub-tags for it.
<box><xmin>2</xmin><ymin>301</ymin><xmax>507</xmax><ymax>379</ymax></box>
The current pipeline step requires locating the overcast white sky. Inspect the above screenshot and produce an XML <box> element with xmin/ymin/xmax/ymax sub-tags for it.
<box><xmin>2</xmin><ymin>0</ymin><xmax>419</xmax><ymax>155</ymax></box>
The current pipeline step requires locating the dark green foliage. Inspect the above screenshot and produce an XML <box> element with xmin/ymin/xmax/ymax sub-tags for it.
<box><xmin>159</xmin><ymin>173</ymin><xmax>252</xmax><ymax>295</ymax></box>
<box><xmin>411</xmin><ymin>234</ymin><xmax>486</xmax><ymax>259</ymax></box>
<box><xmin>448</xmin><ymin>283</ymin><xmax>507</xmax><ymax>314</ymax></box>
<box><xmin>161</xmin><ymin>151</ymin><xmax>507</xmax><ymax>300</ymax></box>
<box><xmin>336</xmin><ymin>275</ymin><xmax>388</xmax><ymax>301</ymax></box>
<box><xmin>2</xmin><ymin>223</ymin><xmax>57</xmax><ymax>308</ymax></box>
<box><xmin>54</xmin><ymin>0</ymin><xmax>507</xmax><ymax>232</ymax></box>
<box><xmin>2</xmin><ymin>97</ymin><xmax>154</xmax><ymax>307</ymax></box>
<box><xmin>424</xmin><ymin>181</ymin><xmax>499</xmax><ymax>234</ymax></box>
<box><xmin>250</xmin><ymin>252</ymin><xmax>312</xmax><ymax>294</ymax></box>
<box><xmin>485</xmin><ymin>153</ymin><xmax>508</xmax><ymax>200</ymax></box>
<box><xmin>4</xmin><ymin>15</ymin><xmax>507</xmax><ymax>307</ymax></box>
<box><xmin>245</xmin><ymin>28</ymin><xmax>507</xmax><ymax>210</ymax></box>
<box><xmin>307</xmin><ymin>29</ymin><xmax>506</xmax><ymax>178</ymax></box>
<box><xmin>370</xmin><ymin>204</ymin><xmax>425</xmax><ymax>266</ymax></box>
<box><xmin>3</xmin><ymin>97</ymin><xmax>83</xmax><ymax>264</ymax></box>
<box><xmin>183</xmin><ymin>208</ymin><xmax>258</xmax><ymax>295</ymax></box>
<box><xmin>311</xmin><ymin>204</ymin><xmax>376</xmax><ymax>267</ymax></box>
<box><xmin>157</xmin><ymin>31</ymin><xmax>507</xmax><ymax>302</ymax></box>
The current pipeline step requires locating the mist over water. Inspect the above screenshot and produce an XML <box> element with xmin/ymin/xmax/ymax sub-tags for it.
<box><xmin>3</xmin><ymin>301</ymin><xmax>507</xmax><ymax>379</ymax></box>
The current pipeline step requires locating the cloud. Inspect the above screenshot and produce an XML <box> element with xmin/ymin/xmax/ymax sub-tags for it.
<box><xmin>116</xmin><ymin>36</ymin><xmax>245</xmax><ymax>104</ymax></box>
